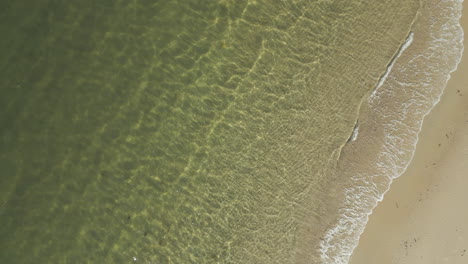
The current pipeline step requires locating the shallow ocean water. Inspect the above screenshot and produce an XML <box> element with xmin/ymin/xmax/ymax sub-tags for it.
<box><xmin>0</xmin><ymin>0</ymin><xmax>451</xmax><ymax>263</ymax></box>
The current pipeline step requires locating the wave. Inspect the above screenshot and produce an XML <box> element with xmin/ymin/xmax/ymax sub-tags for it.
<box><xmin>319</xmin><ymin>0</ymin><xmax>465</xmax><ymax>263</ymax></box>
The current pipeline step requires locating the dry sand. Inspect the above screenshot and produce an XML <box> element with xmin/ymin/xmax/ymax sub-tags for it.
<box><xmin>349</xmin><ymin>5</ymin><xmax>468</xmax><ymax>264</ymax></box>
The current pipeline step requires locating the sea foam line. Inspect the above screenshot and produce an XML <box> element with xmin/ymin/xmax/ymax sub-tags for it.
<box><xmin>319</xmin><ymin>0</ymin><xmax>464</xmax><ymax>263</ymax></box>
<box><xmin>371</xmin><ymin>32</ymin><xmax>414</xmax><ymax>98</ymax></box>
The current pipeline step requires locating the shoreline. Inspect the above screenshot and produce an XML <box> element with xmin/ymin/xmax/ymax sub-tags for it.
<box><xmin>318</xmin><ymin>0</ymin><xmax>464</xmax><ymax>262</ymax></box>
<box><xmin>349</xmin><ymin>2</ymin><xmax>467</xmax><ymax>263</ymax></box>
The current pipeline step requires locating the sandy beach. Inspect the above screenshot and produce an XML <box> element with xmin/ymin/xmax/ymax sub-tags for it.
<box><xmin>349</xmin><ymin>4</ymin><xmax>468</xmax><ymax>264</ymax></box>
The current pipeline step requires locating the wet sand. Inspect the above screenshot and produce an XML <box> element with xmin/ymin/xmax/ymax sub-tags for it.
<box><xmin>349</xmin><ymin>5</ymin><xmax>468</xmax><ymax>264</ymax></box>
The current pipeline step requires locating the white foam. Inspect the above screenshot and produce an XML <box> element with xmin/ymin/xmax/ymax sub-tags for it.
<box><xmin>319</xmin><ymin>0</ymin><xmax>464</xmax><ymax>263</ymax></box>
<box><xmin>350</xmin><ymin>124</ymin><xmax>359</xmax><ymax>142</ymax></box>
<box><xmin>371</xmin><ymin>32</ymin><xmax>415</xmax><ymax>98</ymax></box>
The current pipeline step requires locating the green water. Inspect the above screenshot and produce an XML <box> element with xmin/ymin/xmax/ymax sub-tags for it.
<box><xmin>0</xmin><ymin>1</ymin><xmax>420</xmax><ymax>263</ymax></box>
